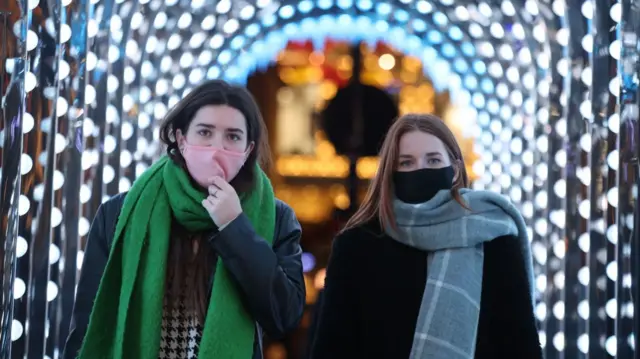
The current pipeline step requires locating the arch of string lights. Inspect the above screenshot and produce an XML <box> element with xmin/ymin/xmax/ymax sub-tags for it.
<box><xmin>0</xmin><ymin>0</ymin><xmax>638</xmax><ymax>358</ymax></box>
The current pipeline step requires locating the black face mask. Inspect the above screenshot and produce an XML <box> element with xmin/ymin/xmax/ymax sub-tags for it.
<box><xmin>393</xmin><ymin>166</ymin><xmax>455</xmax><ymax>204</ymax></box>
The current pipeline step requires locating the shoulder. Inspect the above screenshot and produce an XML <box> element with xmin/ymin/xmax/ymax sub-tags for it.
<box><xmin>484</xmin><ymin>235</ymin><xmax>527</xmax><ymax>263</ymax></box>
<box><xmin>92</xmin><ymin>192</ymin><xmax>129</xmax><ymax>248</ymax></box>
<box><xmin>94</xmin><ymin>192</ymin><xmax>128</xmax><ymax>224</ymax></box>
<box><xmin>332</xmin><ymin>220</ymin><xmax>385</xmax><ymax>254</ymax></box>
<box><xmin>275</xmin><ymin>198</ymin><xmax>294</xmax><ymax>216</ymax></box>
<box><xmin>100</xmin><ymin>192</ymin><xmax>128</xmax><ymax>212</ymax></box>
<box><xmin>483</xmin><ymin>235</ymin><xmax>535</xmax><ymax>298</ymax></box>
<box><xmin>274</xmin><ymin>198</ymin><xmax>300</xmax><ymax>227</ymax></box>
<box><xmin>272</xmin><ymin>198</ymin><xmax>302</xmax><ymax>242</ymax></box>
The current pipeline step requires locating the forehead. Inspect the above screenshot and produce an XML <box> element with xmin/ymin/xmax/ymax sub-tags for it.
<box><xmin>398</xmin><ymin>131</ymin><xmax>447</xmax><ymax>155</ymax></box>
<box><xmin>191</xmin><ymin>105</ymin><xmax>246</xmax><ymax>130</ymax></box>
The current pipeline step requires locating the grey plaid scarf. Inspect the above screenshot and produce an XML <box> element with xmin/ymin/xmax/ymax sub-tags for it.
<box><xmin>385</xmin><ymin>188</ymin><xmax>534</xmax><ymax>359</ymax></box>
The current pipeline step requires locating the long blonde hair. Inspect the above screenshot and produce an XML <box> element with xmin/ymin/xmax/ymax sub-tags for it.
<box><xmin>342</xmin><ymin>113</ymin><xmax>470</xmax><ymax>232</ymax></box>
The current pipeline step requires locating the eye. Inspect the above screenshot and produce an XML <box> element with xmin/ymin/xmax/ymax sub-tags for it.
<box><xmin>428</xmin><ymin>158</ymin><xmax>441</xmax><ymax>165</ymax></box>
<box><xmin>228</xmin><ymin>133</ymin><xmax>241</xmax><ymax>141</ymax></box>
<box><xmin>197</xmin><ymin>129</ymin><xmax>211</xmax><ymax>137</ymax></box>
<box><xmin>399</xmin><ymin>160</ymin><xmax>413</xmax><ymax>167</ymax></box>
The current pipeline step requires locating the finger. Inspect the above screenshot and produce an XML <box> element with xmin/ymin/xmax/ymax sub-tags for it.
<box><xmin>208</xmin><ymin>185</ymin><xmax>220</xmax><ymax>196</ymax></box>
<box><xmin>206</xmin><ymin>196</ymin><xmax>218</xmax><ymax>206</ymax></box>
<box><xmin>211</xmin><ymin>176</ymin><xmax>233</xmax><ymax>191</ymax></box>
<box><xmin>201</xmin><ymin>199</ymin><xmax>213</xmax><ymax>210</ymax></box>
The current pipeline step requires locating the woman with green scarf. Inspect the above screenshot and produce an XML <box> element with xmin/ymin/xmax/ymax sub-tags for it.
<box><xmin>62</xmin><ymin>80</ymin><xmax>305</xmax><ymax>359</ymax></box>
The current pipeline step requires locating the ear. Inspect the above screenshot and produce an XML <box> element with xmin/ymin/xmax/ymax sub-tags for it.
<box><xmin>175</xmin><ymin>129</ymin><xmax>186</xmax><ymax>152</ymax></box>
<box><xmin>244</xmin><ymin>141</ymin><xmax>255</xmax><ymax>158</ymax></box>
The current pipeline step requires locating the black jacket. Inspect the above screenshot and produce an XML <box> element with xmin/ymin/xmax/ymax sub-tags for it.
<box><xmin>310</xmin><ymin>221</ymin><xmax>542</xmax><ymax>359</ymax></box>
<box><xmin>63</xmin><ymin>192</ymin><xmax>305</xmax><ymax>359</ymax></box>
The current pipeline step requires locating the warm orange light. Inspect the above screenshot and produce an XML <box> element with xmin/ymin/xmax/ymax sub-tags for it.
<box><xmin>314</xmin><ymin>269</ymin><xmax>326</xmax><ymax>289</ymax></box>
<box><xmin>309</xmin><ymin>51</ymin><xmax>325</xmax><ymax>66</ymax></box>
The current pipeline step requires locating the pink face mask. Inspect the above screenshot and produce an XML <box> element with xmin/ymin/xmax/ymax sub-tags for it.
<box><xmin>181</xmin><ymin>143</ymin><xmax>248</xmax><ymax>187</ymax></box>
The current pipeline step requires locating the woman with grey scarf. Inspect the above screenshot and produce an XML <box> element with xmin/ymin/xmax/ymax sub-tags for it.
<box><xmin>310</xmin><ymin>114</ymin><xmax>543</xmax><ymax>359</ymax></box>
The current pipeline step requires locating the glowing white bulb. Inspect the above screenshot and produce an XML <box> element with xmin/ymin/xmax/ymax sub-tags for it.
<box><xmin>223</xmin><ymin>19</ymin><xmax>240</xmax><ymax>34</ymax></box>
<box><xmin>11</xmin><ymin>320</ymin><xmax>23</xmax><ymax>341</ymax></box>
<box><xmin>13</xmin><ymin>278</ymin><xmax>26</xmax><ymax>300</ymax></box>
<box><xmin>79</xmin><ymin>217</ymin><xmax>91</xmax><ymax>237</ymax></box>
<box><xmin>51</xmin><ymin>207</ymin><xmax>63</xmax><ymax>228</ymax></box>
<box><xmin>20</xmin><ymin>154</ymin><xmax>32</xmax><ymax>175</ymax></box>
<box><xmin>26</xmin><ymin>30</ymin><xmax>38</xmax><ymax>51</ymax></box>
<box><xmin>60</xmin><ymin>24</ymin><xmax>72</xmax><ymax>43</ymax></box>
<box><xmin>103</xmin><ymin>165</ymin><xmax>115</xmax><ymax>184</ymax></box>
<box><xmin>25</xmin><ymin>71</ymin><xmax>37</xmax><ymax>92</ymax></box>
<box><xmin>18</xmin><ymin>195</ymin><xmax>30</xmax><ymax>216</ymax></box>
<box><xmin>49</xmin><ymin>244</ymin><xmax>61</xmax><ymax>264</ymax></box>
<box><xmin>21</xmin><ymin>112</ymin><xmax>34</xmax><ymax>133</ymax></box>
<box><xmin>80</xmin><ymin>185</ymin><xmax>92</xmax><ymax>204</ymax></box>
<box><xmin>47</xmin><ymin>281</ymin><xmax>59</xmax><ymax>302</ymax></box>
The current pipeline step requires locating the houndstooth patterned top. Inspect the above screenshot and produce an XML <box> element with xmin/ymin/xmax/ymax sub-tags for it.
<box><xmin>158</xmin><ymin>285</ymin><xmax>203</xmax><ymax>358</ymax></box>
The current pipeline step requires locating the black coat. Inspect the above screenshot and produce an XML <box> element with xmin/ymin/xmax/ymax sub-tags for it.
<box><xmin>310</xmin><ymin>220</ymin><xmax>543</xmax><ymax>359</ymax></box>
<box><xmin>63</xmin><ymin>192</ymin><xmax>305</xmax><ymax>359</ymax></box>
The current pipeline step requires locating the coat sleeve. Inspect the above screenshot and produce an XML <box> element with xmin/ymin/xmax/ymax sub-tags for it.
<box><xmin>62</xmin><ymin>203</ymin><xmax>111</xmax><ymax>359</ymax></box>
<box><xmin>309</xmin><ymin>232</ymin><xmax>359</xmax><ymax>359</ymax></box>
<box><xmin>208</xmin><ymin>200</ymin><xmax>305</xmax><ymax>339</ymax></box>
<box><xmin>477</xmin><ymin>235</ymin><xmax>543</xmax><ymax>358</ymax></box>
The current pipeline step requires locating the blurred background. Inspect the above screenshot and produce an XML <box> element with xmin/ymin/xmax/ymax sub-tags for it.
<box><xmin>0</xmin><ymin>0</ymin><xmax>639</xmax><ymax>358</ymax></box>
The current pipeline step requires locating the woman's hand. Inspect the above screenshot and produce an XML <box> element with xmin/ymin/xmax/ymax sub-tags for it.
<box><xmin>202</xmin><ymin>176</ymin><xmax>243</xmax><ymax>228</ymax></box>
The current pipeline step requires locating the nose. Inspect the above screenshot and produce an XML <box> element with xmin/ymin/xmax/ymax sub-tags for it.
<box><xmin>416</xmin><ymin>158</ymin><xmax>428</xmax><ymax>169</ymax></box>
<box><xmin>209</xmin><ymin>132</ymin><xmax>225</xmax><ymax>149</ymax></box>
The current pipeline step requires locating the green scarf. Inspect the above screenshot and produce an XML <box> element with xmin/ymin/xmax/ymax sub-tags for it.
<box><xmin>78</xmin><ymin>156</ymin><xmax>276</xmax><ymax>359</ymax></box>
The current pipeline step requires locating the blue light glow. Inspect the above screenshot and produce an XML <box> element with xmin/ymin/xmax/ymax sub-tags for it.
<box><xmin>473</xmin><ymin>93</ymin><xmax>486</xmax><ymax>108</ymax></box>
<box><xmin>279</xmin><ymin>5</ymin><xmax>295</xmax><ymax>19</ymax></box>
<box><xmin>405</xmin><ymin>35</ymin><xmax>422</xmax><ymax>53</ymax></box>
<box><xmin>298</xmin><ymin>0</ymin><xmax>314</xmax><ymax>13</ymax></box>
<box><xmin>219</xmin><ymin>11</ymin><xmax>488</xmax><ymax>108</ymax></box>
<box><xmin>337</xmin><ymin>0</ymin><xmax>353</xmax><ymax>9</ymax></box>
<box><xmin>449</xmin><ymin>26</ymin><xmax>464</xmax><ymax>41</ymax></box>
<box><xmin>433</xmin><ymin>12</ymin><xmax>448</xmax><ymax>26</ymax></box>
<box><xmin>283</xmin><ymin>23</ymin><xmax>298</xmax><ymax>36</ymax></box>
<box><xmin>428</xmin><ymin>30</ymin><xmax>443</xmax><ymax>44</ymax></box>
<box><xmin>416</xmin><ymin>0</ymin><xmax>432</xmax><ymax>14</ymax></box>
<box><xmin>218</xmin><ymin>50</ymin><xmax>232</xmax><ymax>65</ymax></box>
<box><xmin>207</xmin><ymin>66</ymin><xmax>220</xmax><ymax>79</ymax></box>
<box><xmin>461</xmin><ymin>42</ymin><xmax>475</xmax><ymax>56</ymax></box>
<box><xmin>262</xmin><ymin>14</ymin><xmax>277</xmax><ymax>27</ymax></box>
<box><xmin>356</xmin><ymin>0</ymin><xmax>373</xmax><ymax>11</ymax></box>
<box><xmin>412</xmin><ymin>19</ymin><xmax>427</xmax><ymax>32</ymax></box>
<box><xmin>245</xmin><ymin>24</ymin><xmax>260</xmax><ymax>37</ymax></box>
<box><xmin>375</xmin><ymin>3</ymin><xmax>392</xmax><ymax>15</ymax></box>
<box><xmin>442</xmin><ymin>43</ymin><xmax>456</xmax><ymax>58</ymax></box>
<box><xmin>317</xmin><ymin>0</ymin><xmax>332</xmax><ymax>10</ymax></box>
<box><xmin>454</xmin><ymin>58</ymin><xmax>468</xmax><ymax>72</ymax></box>
<box><xmin>487</xmin><ymin>99</ymin><xmax>500</xmax><ymax>114</ymax></box>
<box><xmin>448</xmin><ymin>73</ymin><xmax>462</xmax><ymax>92</ymax></box>
<box><xmin>473</xmin><ymin>60</ymin><xmax>487</xmax><ymax>74</ymax></box>
<box><xmin>230</xmin><ymin>36</ymin><xmax>245</xmax><ymax>50</ymax></box>
<box><xmin>394</xmin><ymin>10</ymin><xmax>410</xmax><ymax>23</ymax></box>
<box><xmin>481</xmin><ymin>78</ymin><xmax>494</xmax><ymax>93</ymax></box>
<box><xmin>375</xmin><ymin>19</ymin><xmax>390</xmax><ymax>32</ymax></box>
<box><xmin>465</xmin><ymin>75</ymin><xmax>478</xmax><ymax>90</ymax></box>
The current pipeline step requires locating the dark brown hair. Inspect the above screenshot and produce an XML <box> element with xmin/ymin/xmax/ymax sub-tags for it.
<box><xmin>158</xmin><ymin>79</ymin><xmax>271</xmax><ymax>321</ymax></box>
<box><xmin>343</xmin><ymin>113</ymin><xmax>470</xmax><ymax>233</ymax></box>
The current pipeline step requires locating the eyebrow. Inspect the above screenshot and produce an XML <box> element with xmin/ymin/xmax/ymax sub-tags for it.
<box><xmin>194</xmin><ymin>123</ymin><xmax>244</xmax><ymax>134</ymax></box>
<box><xmin>398</xmin><ymin>152</ymin><xmax>442</xmax><ymax>158</ymax></box>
